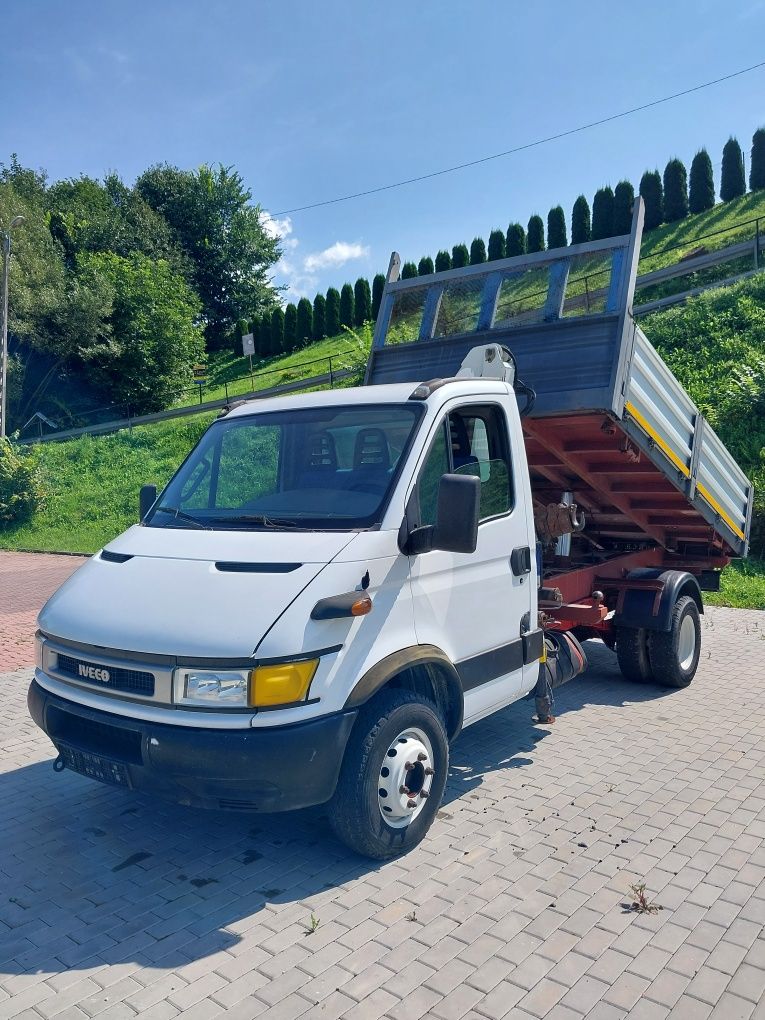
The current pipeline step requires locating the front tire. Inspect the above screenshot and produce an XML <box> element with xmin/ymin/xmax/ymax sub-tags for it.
<box><xmin>329</xmin><ymin>689</ymin><xmax>448</xmax><ymax>860</ymax></box>
<box><xmin>648</xmin><ymin>595</ymin><xmax>701</xmax><ymax>688</ymax></box>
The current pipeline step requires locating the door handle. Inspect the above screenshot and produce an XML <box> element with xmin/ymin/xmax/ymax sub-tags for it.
<box><xmin>511</xmin><ymin>546</ymin><xmax>532</xmax><ymax>576</ymax></box>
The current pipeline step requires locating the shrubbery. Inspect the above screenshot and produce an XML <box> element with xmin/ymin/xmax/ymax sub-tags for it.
<box><xmin>0</xmin><ymin>439</ymin><xmax>46</xmax><ymax>525</ymax></box>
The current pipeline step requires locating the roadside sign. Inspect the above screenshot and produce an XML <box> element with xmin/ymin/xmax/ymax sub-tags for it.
<box><xmin>193</xmin><ymin>364</ymin><xmax>207</xmax><ymax>386</ymax></box>
<box><xmin>242</xmin><ymin>333</ymin><xmax>255</xmax><ymax>356</ymax></box>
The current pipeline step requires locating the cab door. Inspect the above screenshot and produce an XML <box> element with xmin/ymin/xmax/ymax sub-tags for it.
<box><xmin>408</xmin><ymin>401</ymin><xmax>534</xmax><ymax>725</ymax></box>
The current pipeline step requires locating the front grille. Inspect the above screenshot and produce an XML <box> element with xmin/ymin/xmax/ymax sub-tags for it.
<box><xmin>56</xmin><ymin>653</ymin><xmax>155</xmax><ymax>697</ymax></box>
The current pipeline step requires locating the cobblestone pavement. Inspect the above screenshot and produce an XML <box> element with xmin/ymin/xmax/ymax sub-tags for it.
<box><xmin>1</xmin><ymin>606</ymin><xmax>764</xmax><ymax>1019</ymax></box>
<box><xmin>0</xmin><ymin>552</ymin><xmax>88</xmax><ymax>671</ymax></box>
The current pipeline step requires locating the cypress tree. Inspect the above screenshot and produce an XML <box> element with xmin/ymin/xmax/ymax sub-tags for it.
<box><xmin>253</xmin><ymin>316</ymin><xmax>267</xmax><ymax>357</ymax></box>
<box><xmin>297</xmin><ymin>297</ymin><xmax>313</xmax><ymax>344</ymax></box>
<box><xmin>401</xmin><ymin>261</ymin><xmax>418</xmax><ymax>279</ymax></box>
<box><xmin>435</xmin><ymin>250</ymin><xmax>451</xmax><ymax>272</ymax></box>
<box><xmin>750</xmin><ymin>127</ymin><xmax>765</xmax><ymax>191</ymax></box>
<box><xmin>340</xmin><ymin>283</ymin><xmax>355</xmax><ymax>328</ymax></box>
<box><xmin>452</xmin><ymin>243</ymin><xmax>469</xmax><ymax>268</ymax></box>
<box><xmin>418</xmin><ymin>256</ymin><xmax>434</xmax><ymax>275</ymax></box>
<box><xmin>488</xmin><ymin>228</ymin><xmax>505</xmax><ymax>261</ymax></box>
<box><xmin>546</xmin><ymin>206</ymin><xmax>567</xmax><ymax>249</ymax></box>
<box><xmin>613</xmin><ymin>181</ymin><xmax>635</xmax><ymax>235</ymax></box>
<box><xmin>527</xmin><ymin>215</ymin><xmax>545</xmax><ymax>253</ymax></box>
<box><xmin>639</xmin><ymin>170</ymin><xmax>664</xmax><ymax>230</ymax></box>
<box><xmin>284</xmin><ymin>302</ymin><xmax>298</xmax><ymax>351</ymax></box>
<box><xmin>371</xmin><ymin>273</ymin><xmax>385</xmax><ymax>318</ymax></box>
<box><xmin>270</xmin><ymin>307</ymin><xmax>285</xmax><ymax>356</ymax></box>
<box><xmin>571</xmin><ymin>196</ymin><xmax>591</xmax><ymax>244</ymax></box>
<box><xmin>663</xmin><ymin>159</ymin><xmax>689</xmax><ymax>222</ymax></box>
<box><xmin>591</xmin><ymin>186</ymin><xmax>615</xmax><ymax>239</ymax></box>
<box><xmin>325</xmin><ymin>287</ymin><xmax>340</xmax><ymax>336</ymax></box>
<box><xmin>720</xmin><ymin>137</ymin><xmax>745</xmax><ymax>201</ymax></box>
<box><xmin>470</xmin><ymin>237</ymin><xmax>487</xmax><ymax>264</ymax></box>
<box><xmin>249</xmin><ymin>316</ymin><xmax>261</xmax><ymax>356</ymax></box>
<box><xmin>354</xmin><ymin>277</ymin><xmax>372</xmax><ymax>325</ymax></box>
<box><xmin>312</xmin><ymin>293</ymin><xmax>326</xmax><ymax>339</ymax></box>
<box><xmin>689</xmin><ymin>149</ymin><xmax>715</xmax><ymax>213</ymax></box>
<box><xmin>506</xmin><ymin>222</ymin><xmax>526</xmax><ymax>257</ymax></box>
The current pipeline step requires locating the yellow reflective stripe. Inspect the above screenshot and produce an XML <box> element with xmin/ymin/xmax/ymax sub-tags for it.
<box><xmin>624</xmin><ymin>401</ymin><xmax>690</xmax><ymax>478</ymax></box>
<box><xmin>695</xmin><ymin>482</ymin><xmax>746</xmax><ymax>541</ymax></box>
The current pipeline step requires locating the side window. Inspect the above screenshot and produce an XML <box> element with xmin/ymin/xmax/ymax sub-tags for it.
<box><xmin>417</xmin><ymin>422</ymin><xmax>449</xmax><ymax>526</ymax></box>
<box><xmin>450</xmin><ymin>406</ymin><xmax>513</xmax><ymax>520</ymax></box>
<box><xmin>415</xmin><ymin>405</ymin><xmax>513</xmax><ymax>527</ymax></box>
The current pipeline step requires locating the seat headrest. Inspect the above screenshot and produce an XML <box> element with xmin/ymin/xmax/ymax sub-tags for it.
<box><xmin>307</xmin><ymin>431</ymin><xmax>337</xmax><ymax>470</ymax></box>
<box><xmin>353</xmin><ymin>428</ymin><xmax>390</xmax><ymax>470</ymax></box>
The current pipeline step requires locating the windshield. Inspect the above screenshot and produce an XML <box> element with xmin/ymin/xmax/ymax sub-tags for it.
<box><xmin>147</xmin><ymin>403</ymin><xmax>423</xmax><ymax>531</ymax></box>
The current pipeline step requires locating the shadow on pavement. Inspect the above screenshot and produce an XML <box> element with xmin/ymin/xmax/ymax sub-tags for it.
<box><xmin>0</xmin><ymin>640</ymin><xmax>676</xmax><ymax>977</ymax></box>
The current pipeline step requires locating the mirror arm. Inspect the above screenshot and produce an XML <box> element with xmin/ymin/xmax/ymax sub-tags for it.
<box><xmin>404</xmin><ymin>525</ymin><xmax>434</xmax><ymax>556</ymax></box>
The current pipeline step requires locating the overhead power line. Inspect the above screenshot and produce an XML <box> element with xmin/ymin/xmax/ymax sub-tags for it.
<box><xmin>272</xmin><ymin>59</ymin><xmax>765</xmax><ymax>216</ymax></box>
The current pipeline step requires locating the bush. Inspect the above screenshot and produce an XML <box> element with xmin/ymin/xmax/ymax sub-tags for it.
<box><xmin>639</xmin><ymin>170</ymin><xmax>664</xmax><ymax>230</ymax></box>
<box><xmin>270</xmin><ymin>306</ymin><xmax>285</xmax><ymax>353</ymax></box>
<box><xmin>284</xmin><ymin>302</ymin><xmax>297</xmax><ymax>351</ymax></box>
<box><xmin>325</xmin><ymin>288</ymin><xmax>340</xmax><ymax>336</ymax></box>
<box><xmin>469</xmin><ymin>237</ymin><xmax>486</xmax><ymax>264</ymax></box>
<box><xmin>506</xmin><ymin>222</ymin><xmax>526</xmax><ymax>257</ymax></box>
<box><xmin>434</xmin><ymin>250</ymin><xmax>451</xmax><ymax>272</ymax></box>
<box><xmin>527</xmin><ymin>215</ymin><xmax>545</xmax><ymax>253</ymax></box>
<box><xmin>340</xmin><ymin>283</ymin><xmax>355</xmax><ymax>328</ymax></box>
<box><xmin>592</xmin><ymin>187</ymin><xmax>614</xmax><ymax>239</ymax></box>
<box><xmin>296</xmin><ymin>297</ymin><xmax>313</xmax><ymax>343</ymax></box>
<box><xmin>401</xmin><ymin>261</ymin><xmax>418</xmax><ymax>279</ymax></box>
<box><xmin>354</xmin><ymin>277</ymin><xmax>372</xmax><ymax>325</ymax></box>
<box><xmin>371</xmin><ymin>274</ymin><xmax>385</xmax><ymax>318</ymax></box>
<box><xmin>689</xmin><ymin>149</ymin><xmax>715</xmax><ymax>213</ymax></box>
<box><xmin>488</xmin><ymin>229</ymin><xmax>505</xmax><ymax>261</ymax></box>
<box><xmin>312</xmin><ymin>292</ymin><xmax>326</xmax><ymax>338</ymax></box>
<box><xmin>452</xmin><ymin>243</ymin><xmax>469</xmax><ymax>268</ymax></box>
<box><xmin>721</xmin><ymin>137</ymin><xmax>746</xmax><ymax>201</ymax></box>
<box><xmin>418</xmin><ymin>256</ymin><xmax>434</xmax><ymax>275</ymax></box>
<box><xmin>613</xmin><ymin>180</ymin><xmax>635</xmax><ymax>235</ymax></box>
<box><xmin>547</xmin><ymin>206</ymin><xmax>567</xmax><ymax>249</ymax></box>
<box><xmin>0</xmin><ymin>440</ymin><xmax>46</xmax><ymax>526</ymax></box>
<box><xmin>571</xmin><ymin>195</ymin><xmax>591</xmax><ymax>244</ymax></box>
<box><xmin>750</xmin><ymin>127</ymin><xmax>765</xmax><ymax>191</ymax></box>
<box><xmin>663</xmin><ymin>159</ymin><xmax>689</xmax><ymax>222</ymax></box>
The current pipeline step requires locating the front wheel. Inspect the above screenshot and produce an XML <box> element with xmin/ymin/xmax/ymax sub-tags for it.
<box><xmin>329</xmin><ymin>689</ymin><xmax>449</xmax><ymax>860</ymax></box>
<box><xmin>648</xmin><ymin>595</ymin><xmax>701</xmax><ymax>688</ymax></box>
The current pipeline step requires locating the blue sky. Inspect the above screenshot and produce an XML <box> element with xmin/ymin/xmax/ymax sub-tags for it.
<box><xmin>2</xmin><ymin>0</ymin><xmax>764</xmax><ymax>305</ymax></box>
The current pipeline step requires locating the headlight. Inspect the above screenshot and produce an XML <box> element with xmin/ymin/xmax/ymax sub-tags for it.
<box><xmin>173</xmin><ymin>659</ymin><xmax>319</xmax><ymax>709</ymax></box>
<box><xmin>175</xmin><ymin>669</ymin><xmax>252</xmax><ymax>708</ymax></box>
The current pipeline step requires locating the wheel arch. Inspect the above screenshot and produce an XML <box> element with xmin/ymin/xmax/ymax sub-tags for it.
<box><xmin>612</xmin><ymin>569</ymin><xmax>703</xmax><ymax>633</ymax></box>
<box><xmin>343</xmin><ymin>645</ymin><xmax>464</xmax><ymax>742</ymax></box>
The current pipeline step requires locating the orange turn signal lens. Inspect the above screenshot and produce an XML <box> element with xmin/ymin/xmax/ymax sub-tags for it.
<box><xmin>350</xmin><ymin>595</ymin><xmax>373</xmax><ymax>616</ymax></box>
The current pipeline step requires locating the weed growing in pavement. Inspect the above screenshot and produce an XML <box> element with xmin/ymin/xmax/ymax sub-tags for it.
<box><xmin>627</xmin><ymin>882</ymin><xmax>661</xmax><ymax>914</ymax></box>
<box><xmin>303</xmin><ymin>913</ymin><xmax>321</xmax><ymax>935</ymax></box>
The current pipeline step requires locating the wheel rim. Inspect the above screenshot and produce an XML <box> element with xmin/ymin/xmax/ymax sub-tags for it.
<box><xmin>678</xmin><ymin>613</ymin><xmax>697</xmax><ymax>671</ymax></box>
<box><xmin>377</xmin><ymin>726</ymin><xmax>435</xmax><ymax>829</ymax></box>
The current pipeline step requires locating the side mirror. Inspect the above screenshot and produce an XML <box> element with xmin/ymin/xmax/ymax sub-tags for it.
<box><xmin>139</xmin><ymin>484</ymin><xmax>157</xmax><ymax>522</ymax></box>
<box><xmin>433</xmin><ymin>473</ymin><xmax>480</xmax><ymax>553</ymax></box>
<box><xmin>405</xmin><ymin>473</ymin><xmax>480</xmax><ymax>555</ymax></box>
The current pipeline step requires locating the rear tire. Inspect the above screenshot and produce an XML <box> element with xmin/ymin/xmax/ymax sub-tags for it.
<box><xmin>616</xmin><ymin>626</ymin><xmax>653</xmax><ymax>683</ymax></box>
<box><xmin>648</xmin><ymin>595</ymin><xmax>701</xmax><ymax>688</ymax></box>
<box><xmin>329</xmin><ymin>689</ymin><xmax>448</xmax><ymax>860</ymax></box>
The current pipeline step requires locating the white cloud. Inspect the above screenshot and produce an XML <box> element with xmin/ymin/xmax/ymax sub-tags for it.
<box><xmin>261</xmin><ymin>211</ymin><xmax>293</xmax><ymax>241</ymax></box>
<box><xmin>304</xmin><ymin>241</ymin><xmax>370</xmax><ymax>273</ymax></box>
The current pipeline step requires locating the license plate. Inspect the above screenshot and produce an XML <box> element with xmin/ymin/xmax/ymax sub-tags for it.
<box><xmin>58</xmin><ymin>744</ymin><xmax>132</xmax><ymax>788</ymax></box>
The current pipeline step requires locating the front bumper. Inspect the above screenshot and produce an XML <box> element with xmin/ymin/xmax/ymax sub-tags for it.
<box><xmin>28</xmin><ymin>678</ymin><xmax>357</xmax><ymax>812</ymax></box>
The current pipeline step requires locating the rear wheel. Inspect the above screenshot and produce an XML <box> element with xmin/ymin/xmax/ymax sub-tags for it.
<box><xmin>648</xmin><ymin>595</ymin><xmax>701</xmax><ymax>688</ymax></box>
<box><xmin>329</xmin><ymin>689</ymin><xmax>448</xmax><ymax>860</ymax></box>
<box><xmin>616</xmin><ymin>626</ymin><xmax>653</xmax><ymax>683</ymax></box>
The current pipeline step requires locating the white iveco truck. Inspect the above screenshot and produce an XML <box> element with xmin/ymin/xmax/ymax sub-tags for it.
<box><xmin>29</xmin><ymin>201</ymin><xmax>752</xmax><ymax>859</ymax></box>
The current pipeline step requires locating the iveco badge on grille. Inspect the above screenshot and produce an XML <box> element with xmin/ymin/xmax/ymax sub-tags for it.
<box><xmin>78</xmin><ymin>664</ymin><xmax>110</xmax><ymax>683</ymax></box>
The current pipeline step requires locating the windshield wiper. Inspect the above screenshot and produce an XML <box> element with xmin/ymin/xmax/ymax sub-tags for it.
<box><xmin>212</xmin><ymin>514</ymin><xmax>302</xmax><ymax>529</ymax></box>
<box><xmin>153</xmin><ymin>505</ymin><xmax>211</xmax><ymax>530</ymax></box>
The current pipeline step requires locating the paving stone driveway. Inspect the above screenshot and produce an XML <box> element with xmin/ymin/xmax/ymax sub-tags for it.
<box><xmin>1</xmin><ymin>606</ymin><xmax>764</xmax><ymax>1019</ymax></box>
<box><xmin>0</xmin><ymin>552</ymin><xmax>88</xmax><ymax>671</ymax></box>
